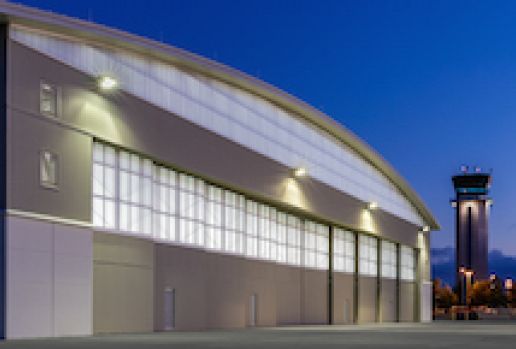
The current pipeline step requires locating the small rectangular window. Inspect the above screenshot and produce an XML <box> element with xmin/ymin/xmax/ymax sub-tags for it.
<box><xmin>40</xmin><ymin>150</ymin><xmax>58</xmax><ymax>189</ymax></box>
<box><xmin>40</xmin><ymin>81</ymin><xmax>59</xmax><ymax>117</ymax></box>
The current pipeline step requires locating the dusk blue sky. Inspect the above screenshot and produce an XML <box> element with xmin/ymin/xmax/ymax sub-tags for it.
<box><xmin>14</xmin><ymin>0</ymin><xmax>516</xmax><ymax>255</ymax></box>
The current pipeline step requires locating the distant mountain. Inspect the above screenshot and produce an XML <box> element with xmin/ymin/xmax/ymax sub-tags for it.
<box><xmin>431</xmin><ymin>247</ymin><xmax>516</xmax><ymax>286</ymax></box>
<box><xmin>488</xmin><ymin>250</ymin><xmax>516</xmax><ymax>281</ymax></box>
<box><xmin>431</xmin><ymin>247</ymin><xmax>455</xmax><ymax>286</ymax></box>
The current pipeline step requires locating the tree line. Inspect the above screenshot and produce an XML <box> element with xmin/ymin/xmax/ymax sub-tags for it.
<box><xmin>434</xmin><ymin>276</ymin><xmax>514</xmax><ymax>308</ymax></box>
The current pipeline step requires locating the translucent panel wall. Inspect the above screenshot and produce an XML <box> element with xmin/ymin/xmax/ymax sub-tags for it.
<box><xmin>381</xmin><ymin>241</ymin><xmax>397</xmax><ymax>279</ymax></box>
<box><xmin>400</xmin><ymin>246</ymin><xmax>416</xmax><ymax>281</ymax></box>
<box><xmin>359</xmin><ymin>235</ymin><xmax>378</xmax><ymax>277</ymax></box>
<box><xmin>333</xmin><ymin>228</ymin><xmax>355</xmax><ymax>273</ymax></box>
<box><xmin>92</xmin><ymin>142</ymin><xmax>317</xmax><ymax>269</ymax></box>
<box><xmin>94</xmin><ymin>142</ymin><xmax>418</xmax><ymax>277</ymax></box>
<box><xmin>304</xmin><ymin>220</ymin><xmax>329</xmax><ymax>270</ymax></box>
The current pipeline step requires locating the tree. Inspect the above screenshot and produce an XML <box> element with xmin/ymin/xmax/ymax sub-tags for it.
<box><xmin>469</xmin><ymin>277</ymin><xmax>507</xmax><ymax>308</ymax></box>
<box><xmin>434</xmin><ymin>278</ymin><xmax>457</xmax><ymax>308</ymax></box>
<box><xmin>468</xmin><ymin>281</ymin><xmax>490</xmax><ymax>306</ymax></box>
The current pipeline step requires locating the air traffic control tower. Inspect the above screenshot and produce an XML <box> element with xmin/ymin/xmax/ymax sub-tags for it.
<box><xmin>452</xmin><ymin>167</ymin><xmax>492</xmax><ymax>288</ymax></box>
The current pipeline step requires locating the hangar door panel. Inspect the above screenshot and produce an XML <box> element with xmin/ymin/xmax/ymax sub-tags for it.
<box><xmin>92</xmin><ymin>233</ymin><xmax>154</xmax><ymax>334</ymax></box>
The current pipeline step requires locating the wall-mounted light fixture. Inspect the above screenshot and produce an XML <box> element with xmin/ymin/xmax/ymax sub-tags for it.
<box><xmin>422</xmin><ymin>225</ymin><xmax>430</xmax><ymax>232</ymax></box>
<box><xmin>98</xmin><ymin>75</ymin><xmax>118</xmax><ymax>91</ymax></box>
<box><xmin>293</xmin><ymin>167</ymin><xmax>307</xmax><ymax>178</ymax></box>
<box><xmin>367</xmin><ymin>201</ymin><xmax>378</xmax><ymax>210</ymax></box>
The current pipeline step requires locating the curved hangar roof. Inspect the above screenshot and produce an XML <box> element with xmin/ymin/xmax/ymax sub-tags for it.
<box><xmin>0</xmin><ymin>2</ymin><xmax>439</xmax><ymax>230</ymax></box>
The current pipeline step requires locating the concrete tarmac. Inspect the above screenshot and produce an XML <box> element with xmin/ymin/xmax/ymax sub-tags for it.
<box><xmin>2</xmin><ymin>321</ymin><xmax>516</xmax><ymax>348</ymax></box>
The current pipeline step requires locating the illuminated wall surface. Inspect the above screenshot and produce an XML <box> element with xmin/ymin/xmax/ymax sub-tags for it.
<box><xmin>456</xmin><ymin>200</ymin><xmax>489</xmax><ymax>280</ymax></box>
<box><xmin>0</xmin><ymin>3</ymin><xmax>437</xmax><ymax>339</ymax></box>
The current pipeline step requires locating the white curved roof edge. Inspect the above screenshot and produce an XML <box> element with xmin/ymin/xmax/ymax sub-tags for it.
<box><xmin>0</xmin><ymin>1</ymin><xmax>439</xmax><ymax>230</ymax></box>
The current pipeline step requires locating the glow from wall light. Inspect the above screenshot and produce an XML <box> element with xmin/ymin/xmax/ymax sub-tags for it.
<box><xmin>293</xmin><ymin>167</ymin><xmax>307</xmax><ymax>177</ymax></box>
<box><xmin>98</xmin><ymin>75</ymin><xmax>118</xmax><ymax>90</ymax></box>
<box><xmin>282</xmin><ymin>177</ymin><xmax>306</xmax><ymax>209</ymax></box>
<box><xmin>422</xmin><ymin>225</ymin><xmax>430</xmax><ymax>232</ymax></box>
<box><xmin>368</xmin><ymin>201</ymin><xmax>378</xmax><ymax>210</ymax></box>
<box><xmin>360</xmin><ymin>209</ymin><xmax>375</xmax><ymax>232</ymax></box>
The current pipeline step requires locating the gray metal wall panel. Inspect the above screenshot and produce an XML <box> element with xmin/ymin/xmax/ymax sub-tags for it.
<box><xmin>8</xmin><ymin>111</ymin><xmax>91</xmax><ymax>222</ymax></box>
<box><xmin>302</xmin><ymin>269</ymin><xmax>328</xmax><ymax>324</ymax></box>
<box><xmin>154</xmin><ymin>244</ymin><xmax>208</xmax><ymax>331</ymax></box>
<box><xmin>6</xmin><ymin>216</ymin><xmax>92</xmax><ymax>338</ymax></box>
<box><xmin>154</xmin><ymin>243</ymin><xmax>329</xmax><ymax>330</ymax></box>
<box><xmin>275</xmin><ymin>265</ymin><xmax>302</xmax><ymax>325</ymax></box>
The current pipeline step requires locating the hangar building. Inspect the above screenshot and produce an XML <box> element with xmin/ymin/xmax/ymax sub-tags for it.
<box><xmin>0</xmin><ymin>2</ymin><xmax>438</xmax><ymax>339</ymax></box>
